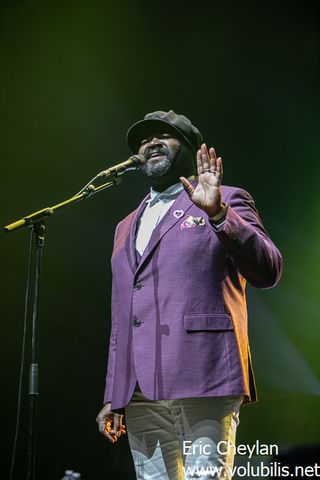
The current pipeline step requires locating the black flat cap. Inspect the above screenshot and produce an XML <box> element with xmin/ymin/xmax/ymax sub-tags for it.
<box><xmin>126</xmin><ymin>110</ymin><xmax>203</xmax><ymax>153</ymax></box>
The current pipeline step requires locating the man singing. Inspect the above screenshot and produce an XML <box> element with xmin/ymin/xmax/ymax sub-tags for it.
<box><xmin>96</xmin><ymin>110</ymin><xmax>282</xmax><ymax>479</ymax></box>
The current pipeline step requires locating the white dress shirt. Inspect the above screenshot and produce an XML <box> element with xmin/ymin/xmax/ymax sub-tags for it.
<box><xmin>135</xmin><ymin>176</ymin><xmax>226</xmax><ymax>255</ymax></box>
<box><xmin>135</xmin><ymin>181</ymin><xmax>186</xmax><ymax>256</ymax></box>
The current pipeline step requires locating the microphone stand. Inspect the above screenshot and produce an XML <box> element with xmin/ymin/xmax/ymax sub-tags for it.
<box><xmin>4</xmin><ymin>175</ymin><xmax>122</xmax><ymax>233</ymax></box>
<box><xmin>4</xmin><ymin>173</ymin><xmax>123</xmax><ymax>480</ymax></box>
<box><xmin>27</xmin><ymin>221</ymin><xmax>45</xmax><ymax>480</ymax></box>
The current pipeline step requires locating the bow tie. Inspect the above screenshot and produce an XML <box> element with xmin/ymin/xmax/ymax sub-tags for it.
<box><xmin>148</xmin><ymin>192</ymin><xmax>178</xmax><ymax>208</ymax></box>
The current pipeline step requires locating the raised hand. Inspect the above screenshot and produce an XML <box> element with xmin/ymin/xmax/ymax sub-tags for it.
<box><xmin>180</xmin><ymin>143</ymin><xmax>224</xmax><ymax>218</ymax></box>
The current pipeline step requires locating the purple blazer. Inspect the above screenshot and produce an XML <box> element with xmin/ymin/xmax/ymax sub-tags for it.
<box><xmin>103</xmin><ymin>184</ymin><xmax>282</xmax><ymax>410</ymax></box>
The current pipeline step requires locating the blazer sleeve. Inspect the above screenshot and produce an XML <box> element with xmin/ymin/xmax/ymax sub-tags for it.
<box><xmin>103</xmin><ymin>223</ymin><xmax>120</xmax><ymax>404</ymax></box>
<box><xmin>212</xmin><ymin>187</ymin><xmax>282</xmax><ymax>288</ymax></box>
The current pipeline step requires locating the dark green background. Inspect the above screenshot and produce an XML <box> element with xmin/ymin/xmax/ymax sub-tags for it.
<box><xmin>1</xmin><ymin>0</ymin><xmax>319</xmax><ymax>478</ymax></box>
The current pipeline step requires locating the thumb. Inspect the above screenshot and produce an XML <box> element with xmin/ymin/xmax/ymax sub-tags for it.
<box><xmin>180</xmin><ymin>177</ymin><xmax>194</xmax><ymax>198</ymax></box>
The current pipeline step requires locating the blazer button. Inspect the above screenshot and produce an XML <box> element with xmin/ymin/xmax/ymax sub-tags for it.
<box><xmin>133</xmin><ymin>316</ymin><xmax>141</xmax><ymax>327</ymax></box>
<box><xmin>134</xmin><ymin>282</ymin><xmax>142</xmax><ymax>290</ymax></box>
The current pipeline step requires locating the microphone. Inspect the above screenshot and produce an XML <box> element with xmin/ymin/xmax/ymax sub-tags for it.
<box><xmin>97</xmin><ymin>154</ymin><xmax>144</xmax><ymax>177</ymax></box>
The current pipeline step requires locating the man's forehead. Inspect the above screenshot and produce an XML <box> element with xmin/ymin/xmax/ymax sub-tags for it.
<box><xmin>140</xmin><ymin>123</ymin><xmax>181</xmax><ymax>141</ymax></box>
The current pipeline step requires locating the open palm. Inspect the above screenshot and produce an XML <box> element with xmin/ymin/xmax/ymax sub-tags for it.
<box><xmin>180</xmin><ymin>143</ymin><xmax>223</xmax><ymax>218</ymax></box>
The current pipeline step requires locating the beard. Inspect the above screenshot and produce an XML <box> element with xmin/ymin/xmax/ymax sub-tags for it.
<box><xmin>140</xmin><ymin>142</ymin><xmax>180</xmax><ymax>178</ymax></box>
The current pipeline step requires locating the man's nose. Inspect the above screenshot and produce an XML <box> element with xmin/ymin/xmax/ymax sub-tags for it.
<box><xmin>147</xmin><ymin>137</ymin><xmax>162</xmax><ymax>147</ymax></box>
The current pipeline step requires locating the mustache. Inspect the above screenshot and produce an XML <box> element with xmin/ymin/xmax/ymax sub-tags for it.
<box><xmin>145</xmin><ymin>145</ymin><xmax>169</xmax><ymax>159</ymax></box>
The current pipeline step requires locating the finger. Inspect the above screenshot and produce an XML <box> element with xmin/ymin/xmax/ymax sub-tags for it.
<box><xmin>118</xmin><ymin>415</ymin><xmax>126</xmax><ymax>436</ymax></box>
<box><xmin>104</xmin><ymin>420</ymin><xmax>114</xmax><ymax>433</ymax></box>
<box><xmin>209</xmin><ymin>147</ymin><xmax>217</xmax><ymax>173</ymax></box>
<box><xmin>113</xmin><ymin>414</ymin><xmax>124</xmax><ymax>437</ymax></box>
<box><xmin>101</xmin><ymin>428</ymin><xmax>118</xmax><ymax>444</ymax></box>
<box><xmin>196</xmin><ymin>148</ymin><xmax>204</xmax><ymax>175</ymax></box>
<box><xmin>180</xmin><ymin>176</ymin><xmax>195</xmax><ymax>198</ymax></box>
<box><xmin>118</xmin><ymin>414</ymin><xmax>125</xmax><ymax>431</ymax></box>
<box><xmin>103</xmin><ymin>418</ymin><xmax>118</xmax><ymax>443</ymax></box>
<box><xmin>97</xmin><ymin>419</ymin><xmax>106</xmax><ymax>433</ymax></box>
<box><xmin>201</xmin><ymin>143</ymin><xmax>210</xmax><ymax>171</ymax></box>
<box><xmin>216</xmin><ymin>157</ymin><xmax>223</xmax><ymax>182</ymax></box>
<box><xmin>106</xmin><ymin>417</ymin><xmax>126</xmax><ymax>440</ymax></box>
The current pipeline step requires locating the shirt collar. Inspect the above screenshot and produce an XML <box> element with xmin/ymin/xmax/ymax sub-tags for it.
<box><xmin>146</xmin><ymin>176</ymin><xmax>195</xmax><ymax>207</ymax></box>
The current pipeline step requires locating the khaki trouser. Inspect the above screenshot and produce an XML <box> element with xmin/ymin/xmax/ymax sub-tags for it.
<box><xmin>125</xmin><ymin>387</ymin><xmax>243</xmax><ymax>479</ymax></box>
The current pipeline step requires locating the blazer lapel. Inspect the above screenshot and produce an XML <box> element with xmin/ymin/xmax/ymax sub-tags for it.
<box><xmin>125</xmin><ymin>193</ymin><xmax>150</xmax><ymax>274</ymax></box>
<box><xmin>135</xmin><ymin>188</ymin><xmax>194</xmax><ymax>276</ymax></box>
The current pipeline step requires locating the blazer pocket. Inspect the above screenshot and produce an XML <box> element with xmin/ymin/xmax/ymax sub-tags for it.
<box><xmin>180</xmin><ymin>225</ymin><xmax>208</xmax><ymax>234</ymax></box>
<box><xmin>184</xmin><ymin>313</ymin><xmax>234</xmax><ymax>331</ymax></box>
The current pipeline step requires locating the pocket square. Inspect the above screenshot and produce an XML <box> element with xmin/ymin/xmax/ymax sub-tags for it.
<box><xmin>180</xmin><ymin>216</ymin><xmax>206</xmax><ymax>230</ymax></box>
